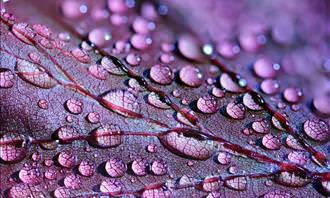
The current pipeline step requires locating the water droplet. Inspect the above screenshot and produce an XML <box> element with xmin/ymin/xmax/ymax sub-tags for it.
<box><xmin>253</xmin><ymin>57</ymin><xmax>278</xmax><ymax>79</ymax></box>
<box><xmin>18</xmin><ymin>166</ymin><xmax>41</xmax><ymax>184</ymax></box>
<box><xmin>0</xmin><ymin>68</ymin><xmax>15</xmax><ymax>88</ymax></box>
<box><xmin>81</xmin><ymin>41</ymin><xmax>92</xmax><ymax>51</ymax></box>
<box><xmin>40</xmin><ymin>140</ymin><xmax>58</xmax><ymax>150</ymax></box>
<box><xmin>287</xmin><ymin>151</ymin><xmax>308</xmax><ymax>165</ymax></box>
<box><xmin>206</xmin><ymin>192</ymin><xmax>221</xmax><ymax>198</ymax></box>
<box><xmin>88</xmin><ymin>124</ymin><xmax>123</xmax><ymax>149</ymax></box>
<box><xmin>110</xmin><ymin>14</ymin><xmax>128</xmax><ymax>26</ymax></box>
<box><xmin>64</xmin><ymin>173</ymin><xmax>81</xmax><ymax>189</ymax></box>
<box><xmin>275</xmin><ymin>171</ymin><xmax>310</xmax><ymax>187</ymax></box>
<box><xmin>131</xmin><ymin>34</ymin><xmax>152</xmax><ymax>50</ymax></box>
<box><xmin>159</xmin><ymin>130</ymin><xmax>216</xmax><ymax>160</ymax></box>
<box><xmin>1</xmin><ymin>12</ymin><xmax>16</xmax><ymax>25</ymax></box>
<box><xmin>252</xmin><ymin>119</ymin><xmax>270</xmax><ymax>134</ymax></box>
<box><xmin>226</xmin><ymin>102</ymin><xmax>246</xmax><ymax>120</ymax></box>
<box><xmin>54</xmin><ymin>187</ymin><xmax>74</xmax><ymax>198</ymax></box>
<box><xmin>260</xmin><ymin>79</ymin><xmax>280</xmax><ymax>95</ymax></box>
<box><xmin>321</xmin><ymin>181</ymin><xmax>330</xmax><ymax>194</ymax></box>
<box><xmin>100</xmin><ymin>89</ymin><xmax>140</xmax><ymax>117</ymax></box>
<box><xmin>202</xmin><ymin>44</ymin><xmax>214</xmax><ymax>56</ymax></box>
<box><xmin>262</xmin><ymin>134</ymin><xmax>281</xmax><ymax>150</ymax></box>
<box><xmin>216</xmin><ymin>41</ymin><xmax>240</xmax><ymax>59</ymax></box>
<box><xmin>312</xmin><ymin>96</ymin><xmax>330</xmax><ymax>116</ymax></box>
<box><xmin>31</xmin><ymin>152</ymin><xmax>41</xmax><ymax>162</ymax></box>
<box><xmin>177</xmin><ymin>34</ymin><xmax>203</xmax><ymax>61</ymax></box>
<box><xmin>16</xmin><ymin>59</ymin><xmax>57</xmax><ymax>89</ymax></box>
<box><xmin>101</xmin><ymin>56</ymin><xmax>126</xmax><ymax>75</ymax></box>
<box><xmin>263</xmin><ymin>190</ymin><xmax>291</xmax><ymax>198</ymax></box>
<box><xmin>228</xmin><ymin>166</ymin><xmax>238</xmax><ymax>174</ymax></box>
<box><xmin>303</xmin><ymin>119</ymin><xmax>329</xmax><ymax>142</ymax></box>
<box><xmin>202</xmin><ymin>176</ymin><xmax>221</xmax><ymax>192</ymax></box>
<box><xmin>285</xmin><ymin>135</ymin><xmax>303</xmax><ymax>151</ymax></box>
<box><xmin>217</xmin><ymin>152</ymin><xmax>231</xmax><ymax>165</ymax></box>
<box><xmin>283</xmin><ymin>87</ymin><xmax>303</xmax><ymax>103</ymax></box>
<box><xmin>146</xmin><ymin>144</ymin><xmax>157</xmax><ymax>153</ymax></box>
<box><xmin>131</xmin><ymin>158</ymin><xmax>147</xmax><ymax>176</ymax></box>
<box><xmin>44</xmin><ymin>168</ymin><xmax>57</xmax><ymax>180</ymax></box>
<box><xmin>71</xmin><ymin>48</ymin><xmax>91</xmax><ymax>64</ymax></box>
<box><xmin>88</xmin><ymin>28</ymin><xmax>111</xmax><ymax>47</ymax></box>
<box><xmin>160</xmin><ymin>53</ymin><xmax>175</xmax><ymax>64</ymax></box>
<box><xmin>107</xmin><ymin>0</ymin><xmax>127</xmax><ymax>13</ymax></box>
<box><xmin>141</xmin><ymin>187</ymin><xmax>167</xmax><ymax>198</ymax></box>
<box><xmin>197</xmin><ymin>95</ymin><xmax>219</xmax><ymax>114</ymax></box>
<box><xmin>12</xmin><ymin>23</ymin><xmax>35</xmax><ymax>45</ymax></box>
<box><xmin>150</xmin><ymin>159</ymin><xmax>167</xmax><ymax>175</ymax></box>
<box><xmin>32</xmin><ymin>24</ymin><xmax>52</xmax><ymax>38</ymax></box>
<box><xmin>179</xmin><ymin>65</ymin><xmax>203</xmax><ymax>87</ymax></box>
<box><xmin>239</xmin><ymin>32</ymin><xmax>264</xmax><ymax>53</ymax></box>
<box><xmin>8</xmin><ymin>183</ymin><xmax>45</xmax><ymax>198</ymax></box>
<box><xmin>125</xmin><ymin>53</ymin><xmax>141</xmax><ymax>66</ymax></box>
<box><xmin>149</xmin><ymin>64</ymin><xmax>174</xmax><ymax>85</ymax></box>
<box><xmin>243</xmin><ymin>93</ymin><xmax>263</xmax><ymax>110</ymax></box>
<box><xmin>132</xmin><ymin>17</ymin><xmax>153</xmax><ymax>34</ymax></box>
<box><xmin>57</xmin><ymin>150</ymin><xmax>75</xmax><ymax>168</ymax></box>
<box><xmin>219</xmin><ymin>73</ymin><xmax>244</xmax><ymax>93</ymax></box>
<box><xmin>78</xmin><ymin>159</ymin><xmax>95</xmax><ymax>177</ymax></box>
<box><xmin>86</xmin><ymin>112</ymin><xmax>100</xmax><ymax>124</ymax></box>
<box><xmin>0</xmin><ymin>132</ymin><xmax>28</xmax><ymax>163</ymax></box>
<box><xmin>61</xmin><ymin>0</ymin><xmax>87</xmax><ymax>19</ymax></box>
<box><xmin>147</xmin><ymin>92</ymin><xmax>170</xmax><ymax>109</ymax></box>
<box><xmin>172</xmin><ymin>89</ymin><xmax>181</xmax><ymax>98</ymax></box>
<box><xmin>211</xmin><ymin>87</ymin><xmax>225</xmax><ymax>98</ymax></box>
<box><xmin>88</xmin><ymin>64</ymin><xmax>107</xmax><ymax>80</ymax></box>
<box><xmin>65</xmin><ymin>98</ymin><xmax>83</xmax><ymax>114</ymax></box>
<box><xmin>105</xmin><ymin>157</ymin><xmax>127</xmax><ymax>177</ymax></box>
<box><xmin>224</xmin><ymin>176</ymin><xmax>247</xmax><ymax>191</ymax></box>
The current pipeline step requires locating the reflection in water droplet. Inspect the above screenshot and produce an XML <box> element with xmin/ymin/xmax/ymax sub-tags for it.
<box><xmin>253</xmin><ymin>57</ymin><xmax>278</xmax><ymax>79</ymax></box>
<box><xmin>177</xmin><ymin>34</ymin><xmax>203</xmax><ymax>61</ymax></box>
<box><xmin>262</xmin><ymin>134</ymin><xmax>281</xmax><ymax>150</ymax></box>
<box><xmin>86</xmin><ymin>112</ymin><xmax>100</xmax><ymax>124</ymax></box>
<box><xmin>252</xmin><ymin>119</ymin><xmax>269</xmax><ymax>134</ymax></box>
<box><xmin>64</xmin><ymin>173</ymin><xmax>81</xmax><ymax>189</ymax></box>
<box><xmin>101</xmin><ymin>56</ymin><xmax>126</xmax><ymax>75</ymax></box>
<box><xmin>78</xmin><ymin>159</ymin><xmax>95</xmax><ymax>177</ymax></box>
<box><xmin>131</xmin><ymin>34</ymin><xmax>152</xmax><ymax>50</ymax></box>
<box><xmin>147</xmin><ymin>92</ymin><xmax>170</xmax><ymax>109</ymax></box>
<box><xmin>226</xmin><ymin>102</ymin><xmax>246</xmax><ymax>120</ymax></box>
<box><xmin>275</xmin><ymin>171</ymin><xmax>310</xmax><ymax>187</ymax></box>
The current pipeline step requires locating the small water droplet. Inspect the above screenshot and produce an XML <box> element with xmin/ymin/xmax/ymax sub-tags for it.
<box><xmin>253</xmin><ymin>57</ymin><xmax>278</xmax><ymax>79</ymax></box>
<box><xmin>65</xmin><ymin>98</ymin><xmax>83</xmax><ymax>114</ymax></box>
<box><xmin>219</xmin><ymin>73</ymin><xmax>244</xmax><ymax>93</ymax></box>
<box><xmin>54</xmin><ymin>187</ymin><xmax>74</xmax><ymax>198</ymax></box>
<box><xmin>57</xmin><ymin>150</ymin><xmax>75</xmax><ymax>168</ymax></box>
<box><xmin>107</xmin><ymin>0</ymin><xmax>127</xmax><ymax>13</ymax></box>
<box><xmin>211</xmin><ymin>87</ymin><xmax>225</xmax><ymax>98</ymax></box>
<box><xmin>131</xmin><ymin>158</ymin><xmax>147</xmax><ymax>176</ymax></box>
<box><xmin>216</xmin><ymin>41</ymin><xmax>240</xmax><ymax>59</ymax></box>
<box><xmin>159</xmin><ymin>53</ymin><xmax>175</xmax><ymax>64</ymax></box>
<box><xmin>131</xmin><ymin>34</ymin><xmax>152</xmax><ymax>50</ymax></box>
<box><xmin>61</xmin><ymin>0</ymin><xmax>87</xmax><ymax>19</ymax></box>
<box><xmin>263</xmin><ymin>190</ymin><xmax>291</xmax><ymax>198</ymax></box>
<box><xmin>88</xmin><ymin>64</ymin><xmax>107</xmax><ymax>80</ymax></box>
<box><xmin>125</xmin><ymin>53</ymin><xmax>141</xmax><ymax>66</ymax></box>
<box><xmin>44</xmin><ymin>168</ymin><xmax>57</xmax><ymax>180</ymax></box>
<box><xmin>312</xmin><ymin>96</ymin><xmax>330</xmax><ymax>116</ymax></box>
<box><xmin>88</xmin><ymin>28</ymin><xmax>111</xmax><ymax>47</ymax></box>
<box><xmin>64</xmin><ymin>173</ymin><xmax>81</xmax><ymax>190</ymax></box>
<box><xmin>252</xmin><ymin>119</ymin><xmax>270</xmax><ymax>134</ymax></box>
<box><xmin>101</xmin><ymin>56</ymin><xmax>126</xmax><ymax>75</ymax></box>
<box><xmin>202</xmin><ymin>176</ymin><xmax>221</xmax><ymax>192</ymax></box>
<box><xmin>146</xmin><ymin>144</ymin><xmax>157</xmax><ymax>153</ymax></box>
<box><xmin>86</xmin><ymin>112</ymin><xmax>100</xmax><ymax>124</ymax></box>
<box><xmin>243</xmin><ymin>93</ymin><xmax>263</xmax><ymax>110</ymax></box>
<box><xmin>179</xmin><ymin>65</ymin><xmax>203</xmax><ymax>87</ymax></box>
<box><xmin>0</xmin><ymin>132</ymin><xmax>28</xmax><ymax>163</ymax></box>
<box><xmin>177</xmin><ymin>34</ymin><xmax>203</xmax><ymax>61</ymax></box>
<box><xmin>283</xmin><ymin>87</ymin><xmax>303</xmax><ymax>103</ymax></box>
<box><xmin>287</xmin><ymin>151</ymin><xmax>308</xmax><ymax>165</ymax></box>
<box><xmin>217</xmin><ymin>152</ymin><xmax>231</xmax><ymax>165</ymax></box>
<box><xmin>100</xmin><ymin>179</ymin><xmax>123</xmax><ymax>194</ymax></box>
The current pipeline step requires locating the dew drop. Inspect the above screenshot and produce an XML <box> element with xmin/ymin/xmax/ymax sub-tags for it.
<box><xmin>216</xmin><ymin>41</ymin><xmax>240</xmax><ymax>59</ymax></box>
<box><xmin>150</xmin><ymin>159</ymin><xmax>167</xmax><ymax>175</ymax></box>
<box><xmin>77</xmin><ymin>159</ymin><xmax>94</xmax><ymax>177</ymax></box>
<box><xmin>18</xmin><ymin>166</ymin><xmax>41</xmax><ymax>184</ymax></box>
<box><xmin>262</xmin><ymin>134</ymin><xmax>281</xmax><ymax>150</ymax></box>
<box><xmin>312</xmin><ymin>96</ymin><xmax>330</xmax><ymax>116</ymax></box>
<box><xmin>125</xmin><ymin>53</ymin><xmax>141</xmax><ymax>66</ymax></box>
<box><xmin>88</xmin><ymin>64</ymin><xmax>107</xmax><ymax>80</ymax></box>
<box><xmin>263</xmin><ymin>190</ymin><xmax>291</xmax><ymax>198</ymax></box>
<box><xmin>131</xmin><ymin>157</ymin><xmax>147</xmax><ymax>176</ymax></box>
<box><xmin>88</xmin><ymin>28</ymin><xmax>111</xmax><ymax>47</ymax></box>
<box><xmin>303</xmin><ymin>119</ymin><xmax>329</xmax><ymax>142</ymax></box>
<box><xmin>100</xmin><ymin>89</ymin><xmax>140</xmax><ymax>117</ymax></box>
<box><xmin>146</xmin><ymin>144</ymin><xmax>157</xmax><ymax>153</ymax></box>
<box><xmin>105</xmin><ymin>157</ymin><xmax>127</xmax><ymax>177</ymax></box>
<box><xmin>86</xmin><ymin>112</ymin><xmax>100</xmax><ymax>124</ymax></box>
<box><xmin>217</xmin><ymin>152</ymin><xmax>232</xmax><ymax>165</ymax></box>
<box><xmin>179</xmin><ymin>65</ymin><xmax>203</xmax><ymax>87</ymax></box>
<box><xmin>147</xmin><ymin>92</ymin><xmax>170</xmax><ymax>109</ymax></box>
<box><xmin>89</xmin><ymin>124</ymin><xmax>122</xmax><ymax>148</ymax></box>
<box><xmin>226</xmin><ymin>102</ymin><xmax>246</xmax><ymax>120</ymax></box>
<box><xmin>149</xmin><ymin>64</ymin><xmax>174</xmax><ymax>85</ymax></box>
<box><xmin>132</xmin><ymin>17</ymin><xmax>153</xmax><ymax>34</ymax></box>
<box><xmin>101</xmin><ymin>56</ymin><xmax>126</xmax><ymax>75</ymax></box>
<box><xmin>61</xmin><ymin>0</ymin><xmax>87</xmax><ymax>19</ymax></box>
<box><xmin>16</xmin><ymin>59</ymin><xmax>57</xmax><ymax>89</ymax></box>
<box><xmin>252</xmin><ymin>119</ymin><xmax>270</xmax><ymax>134</ymax></box>
<box><xmin>58</xmin><ymin>32</ymin><xmax>71</xmax><ymax>42</ymax></box>
<box><xmin>40</xmin><ymin>140</ymin><xmax>58</xmax><ymax>150</ymax></box>
<box><xmin>44</xmin><ymin>168</ymin><xmax>57</xmax><ymax>180</ymax></box>
<box><xmin>283</xmin><ymin>87</ymin><xmax>303</xmax><ymax>103</ymax></box>
<box><xmin>202</xmin><ymin>176</ymin><xmax>221</xmax><ymax>192</ymax></box>
<box><xmin>12</xmin><ymin>23</ymin><xmax>35</xmax><ymax>45</ymax></box>
<box><xmin>64</xmin><ymin>173</ymin><xmax>81</xmax><ymax>189</ymax></box>
<box><xmin>287</xmin><ymin>151</ymin><xmax>308</xmax><ymax>165</ymax></box>
<box><xmin>253</xmin><ymin>57</ymin><xmax>278</xmax><ymax>79</ymax></box>
<box><xmin>160</xmin><ymin>53</ymin><xmax>175</xmax><ymax>64</ymax></box>
<box><xmin>55</xmin><ymin>125</ymin><xmax>79</xmax><ymax>144</ymax></box>
<box><xmin>275</xmin><ymin>171</ymin><xmax>310</xmax><ymax>187</ymax></box>
<box><xmin>107</xmin><ymin>0</ymin><xmax>127</xmax><ymax>13</ymax></box>
<box><xmin>159</xmin><ymin>130</ymin><xmax>216</xmax><ymax>160</ymax></box>
<box><xmin>1</xmin><ymin>12</ymin><xmax>16</xmax><ymax>25</ymax></box>
<box><xmin>0</xmin><ymin>132</ymin><xmax>28</xmax><ymax>163</ymax></box>
<box><xmin>65</xmin><ymin>98</ymin><xmax>83</xmax><ymax>114</ymax></box>
<box><xmin>57</xmin><ymin>150</ymin><xmax>75</xmax><ymax>168</ymax></box>
<box><xmin>131</xmin><ymin>34</ymin><xmax>152</xmax><ymax>50</ymax></box>
<box><xmin>53</xmin><ymin>187</ymin><xmax>74</xmax><ymax>198</ymax></box>
<box><xmin>175</xmin><ymin>109</ymin><xmax>197</xmax><ymax>127</ymax></box>
<box><xmin>71</xmin><ymin>48</ymin><xmax>91</xmax><ymax>64</ymax></box>
<box><xmin>285</xmin><ymin>135</ymin><xmax>304</xmax><ymax>151</ymax></box>
<box><xmin>219</xmin><ymin>73</ymin><xmax>244</xmax><ymax>93</ymax></box>
<box><xmin>8</xmin><ymin>183</ymin><xmax>45</xmax><ymax>198</ymax></box>
<box><xmin>177</xmin><ymin>34</ymin><xmax>203</xmax><ymax>61</ymax></box>
<box><xmin>211</xmin><ymin>87</ymin><xmax>225</xmax><ymax>98</ymax></box>
<box><xmin>243</xmin><ymin>93</ymin><xmax>263</xmax><ymax>110</ymax></box>
<box><xmin>260</xmin><ymin>79</ymin><xmax>280</xmax><ymax>95</ymax></box>
<box><xmin>0</xmin><ymin>68</ymin><xmax>15</xmax><ymax>88</ymax></box>
<box><xmin>224</xmin><ymin>176</ymin><xmax>248</xmax><ymax>191</ymax></box>
<box><xmin>271</xmin><ymin>115</ymin><xmax>287</xmax><ymax>131</ymax></box>
<box><xmin>197</xmin><ymin>95</ymin><xmax>219</xmax><ymax>114</ymax></box>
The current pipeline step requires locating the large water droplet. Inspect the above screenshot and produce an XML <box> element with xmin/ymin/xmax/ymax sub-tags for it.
<box><xmin>101</xmin><ymin>56</ymin><xmax>126</xmax><ymax>75</ymax></box>
<box><xmin>197</xmin><ymin>95</ymin><xmax>219</xmax><ymax>114</ymax></box>
<box><xmin>57</xmin><ymin>150</ymin><xmax>75</xmax><ymax>168</ymax></box>
<box><xmin>18</xmin><ymin>166</ymin><xmax>41</xmax><ymax>184</ymax></box>
<box><xmin>159</xmin><ymin>130</ymin><xmax>216</xmax><ymax>160</ymax></box>
<box><xmin>177</xmin><ymin>34</ymin><xmax>203</xmax><ymax>61</ymax></box>
<box><xmin>12</xmin><ymin>23</ymin><xmax>35</xmax><ymax>45</ymax></box>
<box><xmin>0</xmin><ymin>68</ymin><xmax>15</xmax><ymax>88</ymax></box>
<box><xmin>303</xmin><ymin>119</ymin><xmax>329</xmax><ymax>142</ymax></box>
<box><xmin>179</xmin><ymin>65</ymin><xmax>203</xmax><ymax>87</ymax></box>
<box><xmin>78</xmin><ymin>159</ymin><xmax>95</xmax><ymax>177</ymax></box>
<box><xmin>287</xmin><ymin>151</ymin><xmax>308</xmax><ymax>166</ymax></box>
<box><xmin>226</xmin><ymin>102</ymin><xmax>246</xmax><ymax>120</ymax></box>
<box><xmin>0</xmin><ymin>132</ymin><xmax>28</xmax><ymax>163</ymax></box>
<box><xmin>275</xmin><ymin>171</ymin><xmax>310</xmax><ymax>187</ymax></box>
<box><xmin>217</xmin><ymin>152</ymin><xmax>232</xmax><ymax>165</ymax></box>
<box><xmin>100</xmin><ymin>89</ymin><xmax>140</xmax><ymax>117</ymax></box>
<box><xmin>149</xmin><ymin>64</ymin><xmax>174</xmax><ymax>85</ymax></box>
<box><xmin>131</xmin><ymin>34</ymin><xmax>152</xmax><ymax>50</ymax></box>
<box><xmin>285</xmin><ymin>135</ymin><xmax>303</xmax><ymax>151</ymax></box>
<box><xmin>252</xmin><ymin>119</ymin><xmax>270</xmax><ymax>134</ymax></box>
<box><xmin>243</xmin><ymin>93</ymin><xmax>263</xmax><ymax>110</ymax></box>
<box><xmin>88</xmin><ymin>64</ymin><xmax>107</xmax><ymax>80</ymax></box>
<box><xmin>105</xmin><ymin>157</ymin><xmax>127</xmax><ymax>177</ymax></box>
<box><xmin>219</xmin><ymin>73</ymin><xmax>244</xmax><ymax>93</ymax></box>
<box><xmin>88</xmin><ymin>28</ymin><xmax>111</xmax><ymax>47</ymax></box>
<box><xmin>89</xmin><ymin>124</ymin><xmax>123</xmax><ymax>148</ymax></box>
<box><xmin>131</xmin><ymin>157</ymin><xmax>147</xmax><ymax>176</ymax></box>
<box><xmin>16</xmin><ymin>59</ymin><xmax>57</xmax><ymax>89</ymax></box>
<box><xmin>312</xmin><ymin>96</ymin><xmax>330</xmax><ymax>116</ymax></box>
<box><xmin>65</xmin><ymin>98</ymin><xmax>84</xmax><ymax>114</ymax></box>
<box><xmin>224</xmin><ymin>176</ymin><xmax>248</xmax><ymax>191</ymax></box>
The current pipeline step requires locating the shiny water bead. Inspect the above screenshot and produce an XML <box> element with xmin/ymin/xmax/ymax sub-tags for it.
<box><xmin>0</xmin><ymin>132</ymin><xmax>27</xmax><ymax>163</ymax></box>
<box><xmin>179</xmin><ymin>65</ymin><xmax>203</xmax><ymax>87</ymax></box>
<box><xmin>252</xmin><ymin>119</ymin><xmax>270</xmax><ymax>134</ymax></box>
<box><xmin>0</xmin><ymin>68</ymin><xmax>15</xmax><ymax>88</ymax></box>
<box><xmin>219</xmin><ymin>73</ymin><xmax>244</xmax><ymax>93</ymax></box>
<box><xmin>275</xmin><ymin>171</ymin><xmax>310</xmax><ymax>187</ymax></box>
<box><xmin>287</xmin><ymin>151</ymin><xmax>308</xmax><ymax>165</ymax></box>
<box><xmin>211</xmin><ymin>87</ymin><xmax>225</xmax><ymax>98</ymax></box>
<box><xmin>149</xmin><ymin>64</ymin><xmax>174</xmax><ymax>85</ymax></box>
<box><xmin>101</xmin><ymin>56</ymin><xmax>125</xmax><ymax>75</ymax></box>
<box><xmin>147</xmin><ymin>92</ymin><xmax>170</xmax><ymax>109</ymax></box>
<box><xmin>100</xmin><ymin>179</ymin><xmax>123</xmax><ymax>194</ymax></box>
<box><xmin>224</xmin><ymin>176</ymin><xmax>248</xmax><ymax>191</ymax></box>
<box><xmin>64</xmin><ymin>173</ymin><xmax>81</xmax><ymax>189</ymax></box>
<box><xmin>197</xmin><ymin>95</ymin><xmax>219</xmax><ymax>114</ymax></box>
<box><xmin>89</xmin><ymin>124</ymin><xmax>123</xmax><ymax>148</ymax></box>
<box><xmin>283</xmin><ymin>87</ymin><xmax>303</xmax><ymax>103</ymax></box>
<box><xmin>131</xmin><ymin>34</ymin><xmax>152</xmax><ymax>50</ymax></box>
<box><xmin>70</xmin><ymin>48</ymin><xmax>91</xmax><ymax>64</ymax></box>
<box><xmin>260</xmin><ymin>79</ymin><xmax>280</xmax><ymax>95</ymax></box>
<box><xmin>177</xmin><ymin>34</ymin><xmax>203</xmax><ymax>61</ymax></box>
<box><xmin>12</xmin><ymin>23</ymin><xmax>35</xmax><ymax>45</ymax></box>
<box><xmin>18</xmin><ymin>166</ymin><xmax>41</xmax><ymax>184</ymax></box>
<box><xmin>132</xmin><ymin>17</ymin><xmax>154</xmax><ymax>34</ymax></box>
<box><xmin>160</xmin><ymin>53</ymin><xmax>175</xmax><ymax>64</ymax></box>
<box><xmin>243</xmin><ymin>93</ymin><xmax>263</xmax><ymax>110</ymax></box>
<box><xmin>110</xmin><ymin>14</ymin><xmax>128</xmax><ymax>26</ymax></box>
<box><xmin>216</xmin><ymin>41</ymin><xmax>240</xmax><ymax>59</ymax></box>
<box><xmin>88</xmin><ymin>64</ymin><xmax>107</xmax><ymax>80</ymax></box>
<box><xmin>239</xmin><ymin>32</ymin><xmax>265</xmax><ymax>53</ymax></box>
<box><xmin>285</xmin><ymin>135</ymin><xmax>304</xmax><ymax>150</ymax></box>
<box><xmin>202</xmin><ymin>44</ymin><xmax>214</xmax><ymax>56</ymax></box>
<box><xmin>78</xmin><ymin>159</ymin><xmax>95</xmax><ymax>177</ymax></box>
<box><xmin>32</xmin><ymin>24</ymin><xmax>52</xmax><ymax>38</ymax></box>
<box><xmin>61</xmin><ymin>0</ymin><xmax>87</xmax><ymax>19</ymax></box>
<box><xmin>107</xmin><ymin>0</ymin><xmax>127</xmax><ymax>13</ymax></box>
<box><xmin>312</xmin><ymin>95</ymin><xmax>330</xmax><ymax>116</ymax></box>
<box><xmin>253</xmin><ymin>57</ymin><xmax>279</xmax><ymax>79</ymax></box>
<box><xmin>217</xmin><ymin>152</ymin><xmax>231</xmax><ymax>165</ymax></box>
<box><xmin>131</xmin><ymin>158</ymin><xmax>147</xmax><ymax>176</ymax></box>
<box><xmin>105</xmin><ymin>157</ymin><xmax>127</xmax><ymax>177</ymax></box>
<box><xmin>57</xmin><ymin>150</ymin><xmax>75</xmax><ymax>168</ymax></box>
<box><xmin>64</xmin><ymin>98</ymin><xmax>83</xmax><ymax>114</ymax></box>
<box><xmin>303</xmin><ymin>119</ymin><xmax>329</xmax><ymax>142</ymax></box>
<box><xmin>226</xmin><ymin>102</ymin><xmax>246</xmax><ymax>120</ymax></box>
<box><xmin>8</xmin><ymin>183</ymin><xmax>45</xmax><ymax>198</ymax></box>
<box><xmin>150</xmin><ymin>159</ymin><xmax>167</xmax><ymax>175</ymax></box>
<box><xmin>125</xmin><ymin>53</ymin><xmax>141</xmax><ymax>66</ymax></box>
<box><xmin>88</xmin><ymin>28</ymin><xmax>111</xmax><ymax>47</ymax></box>
<box><xmin>262</xmin><ymin>134</ymin><xmax>281</xmax><ymax>150</ymax></box>
<box><xmin>86</xmin><ymin>112</ymin><xmax>100</xmax><ymax>124</ymax></box>
<box><xmin>202</xmin><ymin>176</ymin><xmax>221</xmax><ymax>192</ymax></box>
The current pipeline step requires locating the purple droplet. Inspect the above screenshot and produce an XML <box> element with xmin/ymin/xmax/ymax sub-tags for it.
<box><xmin>149</xmin><ymin>64</ymin><xmax>174</xmax><ymax>85</ymax></box>
<box><xmin>177</xmin><ymin>34</ymin><xmax>203</xmax><ymax>61</ymax></box>
<box><xmin>88</xmin><ymin>28</ymin><xmax>111</xmax><ymax>48</ymax></box>
<box><xmin>219</xmin><ymin>73</ymin><xmax>244</xmax><ymax>93</ymax></box>
<box><xmin>131</xmin><ymin>34</ymin><xmax>152</xmax><ymax>50</ymax></box>
<box><xmin>179</xmin><ymin>65</ymin><xmax>203</xmax><ymax>87</ymax></box>
<box><xmin>283</xmin><ymin>87</ymin><xmax>303</xmax><ymax>103</ymax></box>
<box><xmin>0</xmin><ymin>68</ymin><xmax>15</xmax><ymax>88</ymax></box>
<box><xmin>253</xmin><ymin>57</ymin><xmax>279</xmax><ymax>79</ymax></box>
<box><xmin>61</xmin><ymin>0</ymin><xmax>87</xmax><ymax>19</ymax></box>
<box><xmin>216</xmin><ymin>41</ymin><xmax>240</xmax><ymax>59</ymax></box>
<box><xmin>125</xmin><ymin>53</ymin><xmax>141</xmax><ymax>66</ymax></box>
<box><xmin>312</xmin><ymin>96</ymin><xmax>330</xmax><ymax>116</ymax></box>
<box><xmin>226</xmin><ymin>102</ymin><xmax>246</xmax><ymax>120</ymax></box>
<box><xmin>303</xmin><ymin>119</ymin><xmax>329</xmax><ymax>142</ymax></box>
<box><xmin>197</xmin><ymin>95</ymin><xmax>219</xmax><ymax>114</ymax></box>
<box><xmin>262</xmin><ymin>134</ymin><xmax>281</xmax><ymax>150</ymax></box>
<box><xmin>107</xmin><ymin>0</ymin><xmax>127</xmax><ymax>13</ymax></box>
<box><xmin>105</xmin><ymin>157</ymin><xmax>127</xmax><ymax>177</ymax></box>
<box><xmin>242</xmin><ymin>93</ymin><xmax>263</xmax><ymax>110</ymax></box>
<box><xmin>260</xmin><ymin>79</ymin><xmax>280</xmax><ymax>95</ymax></box>
<box><xmin>65</xmin><ymin>98</ymin><xmax>83</xmax><ymax>114</ymax></box>
<box><xmin>88</xmin><ymin>64</ymin><xmax>107</xmax><ymax>80</ymax></box>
